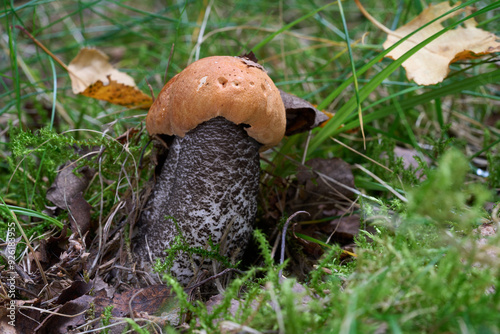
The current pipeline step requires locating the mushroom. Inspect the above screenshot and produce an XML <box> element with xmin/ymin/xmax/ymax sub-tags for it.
<box><xmin>133</xmin><ymin>56</ymin><xmax>286</xmax><ymax>285</ymax></box>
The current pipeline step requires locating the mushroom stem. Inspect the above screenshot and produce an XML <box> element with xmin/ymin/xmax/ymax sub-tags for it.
<box><xmin>133</xmin><ymin>117</ymin><xmax>260</xmax><ymax>285</ymax></box>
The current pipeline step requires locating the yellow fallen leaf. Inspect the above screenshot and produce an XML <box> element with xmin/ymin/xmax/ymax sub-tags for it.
<box><xmin>382</xmin><ymin>2</ymin><xmax>500</xmax><ymax>85</ymax></box>
<box><xmin>68</xmin><ymin>48</ymin><xmax>152</xmax><ymax>108</ymax></box>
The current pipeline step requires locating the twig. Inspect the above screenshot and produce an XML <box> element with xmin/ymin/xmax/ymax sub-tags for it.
<box><xmin>15</xmin><ymin>25</ymin><xmax>86</xmax><ymax>87</ymax></box>
<box><xmin>128</xmin><ymin>288</ymin><xmax>144</xmax><ymax>320</ymax></box>
<box><xmin>145</xmin><ymin>78</ymin><xmax>155</xmax><ymax>103</ymax></box>
<box><xmin>15</xmin><ymin>25</ymin><xmax>70</xmax><ymax>72</ymax></box>
<box><xmin>353</xmin><ymin>0</ymin><xmax>393</xmax><ymax>34</ymax></box>
<box><xmin>19</xmin><ymin>305</ymin><xmax>87</xmax><ymax>317</ymax></box>
<box><xmin>354</xmin><ymin>163</ymin><xmax>408</xmax><ymax>203</ymax></box>
<box><xmin>277</xmin><ymin>150</ymin><xmax>381</xmax><ymax>203</ymax></box>
<box><xmin>279</xmin><ymin>211</ymin><xmax>309</xmax><ymax>278</ymax></box>
<box><xmin>164</xmin><ymin>43</ymin><xmax>175</xmax><ymax>85</ymax></box>
<box><xmin>185</xmin><ymin>267</ymin><xmax>242</xmax><ymax>294</ymax></box>
<box><xmin>330</xmin><ymin>136</ymin><xmax>393</xmax><ymax>173</ymax></box>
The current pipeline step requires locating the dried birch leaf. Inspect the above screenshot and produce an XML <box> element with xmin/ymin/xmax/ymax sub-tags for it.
<box><xmin>279</xmin><ymin>90</ymin><xmax>329</xmax><ymax>135</ymax></box>
<box><xmin>68</xmin><ymin>48</ymin><xmax>152</xmax><ymax>108</ymax></box>
<box><xmin>383</xmin><ymin>2</ymin><xmax>500</xmax><ymax>85</ymax></box>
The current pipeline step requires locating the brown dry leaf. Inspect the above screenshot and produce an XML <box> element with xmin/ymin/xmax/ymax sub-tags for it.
<box><xmin>279</xmin><ymin>90</ymin><xmax>329</xmax><ymax>136</ymax></box>
<box><xmin>93</xmin><ymin>285</ymin><xmax>176</xmax><ymax>318</ymax></box>
<box><xmin>55</xmin><ymin>280</ymin><xmax>92</xmax><ymax>305</ymax></box>
<box><xmin>0</xmin><ymin>314</ymin><xmax>17</xmax><ymax>334</ymax></box>
<box><xmin>68</xmin><ymin>48</ymin><xmax>152</xmax><ymax>108</ymax></box>
<box><xmin>0</xmin><ymin>300</ymin><xmax>41</xmax><ymax>334</ymax></box>
<box><xmin>383</xmin><ymin>2</ymin><xmax>500</xmax><ymax>85</ymax></box>
<box><xmin>296</xmin><ymin>158</ymin><xmax>356</xmax><ymax>205</ymax></box>
<box><xmin>46</xmin><ymin>162</ymin><xmax>94</xmax><ymax>236</ymax></box>
<box><xmin>34</xmin><ymin>295</ymin><xmax>94</xmax><ymax>334</ymax></box>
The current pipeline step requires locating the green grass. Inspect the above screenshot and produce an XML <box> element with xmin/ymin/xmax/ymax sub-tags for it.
<box><xmin>1</xmin><ymin>0</ymin><xmax>499</xmax><ymax>333</ymax></box>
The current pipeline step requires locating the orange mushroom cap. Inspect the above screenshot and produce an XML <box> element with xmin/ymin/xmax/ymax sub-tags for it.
<box><xmin>146</xmin><ymin>56</ymin><xmax>286</xmax><ymax>151</ymax></box>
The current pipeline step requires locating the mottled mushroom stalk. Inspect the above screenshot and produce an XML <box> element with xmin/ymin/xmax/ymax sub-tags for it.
<box><xmin>134</xmin><ymin>117</ymin><xmax>260</xmax><ymax>284</ymax></box>
<box><xmin>133</xmin><ymin>56</ymin><xmax>286</xmax><ymax>285</ymax></box>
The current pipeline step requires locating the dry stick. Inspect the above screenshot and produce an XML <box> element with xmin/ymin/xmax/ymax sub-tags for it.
<box><xmin>184</xmin><ymin>268</ymin><xmax>243</xmax><ymax>294</ymax></box>
<box><xmin>353</xmin><ymin>0</ymin><xmax>437</xmax><ymax>43</ymax></box>
<box><xmin>330</xmin><ymin>136</ymin><xmax>393</xmax><ymax>173</ymax></box>
<box><xmin>353</xmin><ymin>0</ymin><xmax>393</xmax><ymax>35</ymax></box>
<box><xmin>301</xmin><ymin>130</ymin><xmax>313</xmax><ymax>165</ymax></box>
<box><xmin>355</xmin><ymin>163</ymin><xmax>408</xmax><ymax>203</ymax></box>
<box><xmin>15</xmin><ymin>26</ymin><xmax>70</xmax><ymax>71</ymax></box>
<box><xmin>91</xmin><ymin>201</ymin><xmax>125</xmax><ymax>277</ymax></box>
<box><xmin>138</xmin><ymin>139</ymin><xmax>153</xmax><ymax>170</ymax></box>
<box><xmin>294</xmin><ymin>130</ymin><xmax>313</xmax><ymax>201</ymax></box>
<box><xmin>95</xmin><ymin>145</ymin><xmax>106</xmax><ymax>278</ymax></box>
<box><xmin>15</xmin><ymin>25</ymin><xmax>86</xmax><ymax>87</ymax></box>
<box><xmin>19</xmin><ymin>305</ymin><xmax>88</xmax><ymax>317</ymax></box>
<box><xmin>279</xmin><ymin>211</ymin><xmax>310</xmax><ymax>279</ymax></box>
<box><xmin>128</xmin><ymin>288</ymin><xmax>144</xmax><ymax>321</ymax></box>
<box><xmin>145</xmin><ymin>78</ymin><xmax>155</xmax><ymax>103</ymax></box>
<box><xmin>278</xmin><ymin>150</ymin><xmax>380</xmax><ymax>202</ymax></box>
<box><xmin>75</xmin><ymin>320</ymin><xmax>131</xmax><ymax>334</ymax></box>
<box><xmin>325</xmin><ymin>197</ymin><xmax>359</xmax><ymax>245</ymax></box>
<box><xmin>164</xmin><ymin>43</ymin><xmax>175</xmax><ymax>85</ymax></box>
